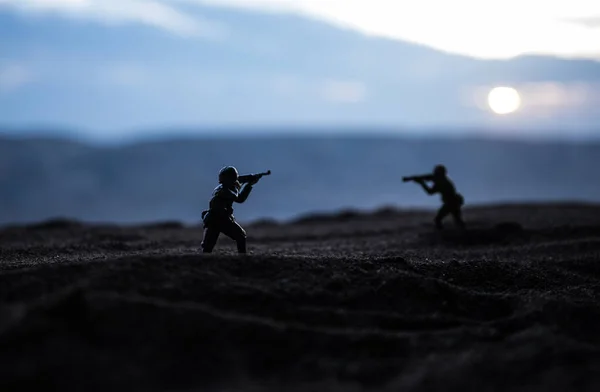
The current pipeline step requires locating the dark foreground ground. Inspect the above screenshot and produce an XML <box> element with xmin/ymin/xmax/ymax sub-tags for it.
<box><xmin>1</xmin><ymin>203</ymin><xmax>600</xmax><ymax>391</ymax></box>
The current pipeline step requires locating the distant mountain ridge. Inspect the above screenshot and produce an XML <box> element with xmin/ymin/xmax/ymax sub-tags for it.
<box><xmin>0</xmin><ymin>134</ymin><xmax>599</xmax><ymax>225</ymax></box>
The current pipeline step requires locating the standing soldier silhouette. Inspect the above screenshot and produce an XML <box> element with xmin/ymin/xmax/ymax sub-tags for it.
<box><xmin>201</xmin><ymin>166</ymin><xmax>270</xmax><ymax>254</ymax></box>
<box><xmin>403</xmin><ymin>165</ymin><xmax>466</xmax><ymax>231</ymax></box>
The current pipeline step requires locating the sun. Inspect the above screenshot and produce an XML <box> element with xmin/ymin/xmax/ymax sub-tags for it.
<box><xmin>487</xmin><ymin>87</ymin><xmax>521</xmax><ymax>115</ymax></box>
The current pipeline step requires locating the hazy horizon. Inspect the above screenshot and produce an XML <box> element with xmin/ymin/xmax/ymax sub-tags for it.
<box><xmin>2</xmin><ymin>125</ymin><xmax>600</xmax><ymax>146</ymax></box>
<box><xmin>1</xmin><ymin>134</ymin><xmax>599</xmax><ymax>225</ymax></box>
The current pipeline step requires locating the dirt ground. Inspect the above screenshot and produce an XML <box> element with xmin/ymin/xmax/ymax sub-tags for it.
<box><xmin>1</xmin><ymin>203</ymin><xmax>600</xmax><ymax>391</ymax></box>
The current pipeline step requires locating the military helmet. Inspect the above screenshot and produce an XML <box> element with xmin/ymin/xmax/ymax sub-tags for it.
<box><xmin>218</xmin><ymin>166</ymin><xmax>239</xmax><ymax>183</ymax></box>
<box><xmin>433</xmin><ymin>164</ymin><xmax>447</xmax><ymax>177</ymax></box>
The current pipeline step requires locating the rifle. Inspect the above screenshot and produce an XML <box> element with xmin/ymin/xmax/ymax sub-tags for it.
<box><xmin>238</xmin><ymin>170</ymin><xmax>271</xmax><ymax>184</ymax></box>
<box><xmin>402</xmin><ymin>174</ymin><xmax>434</xmax><ymax>183</ymax></box>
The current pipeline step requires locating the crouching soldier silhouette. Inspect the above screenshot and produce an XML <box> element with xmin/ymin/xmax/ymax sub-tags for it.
<box><xmin>403</xmin><ymin>165</ymin><xmax>466</xmax><ymax>231</ymax></box>
<box><xmin>201</xmin><ymin>166</ymin><xmax>270</xmax><ymax>254</ymax></box>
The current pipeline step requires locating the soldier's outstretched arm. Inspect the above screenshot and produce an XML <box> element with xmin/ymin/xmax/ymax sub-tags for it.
<box><xmin>235</xmin><ymin>183</ymin><xmax>253</xmax><ymax>203</ymax></box>
<box><xmin>418</xmin><ymin>180</ymin><xmax>437</xmax><ymax>195</ymax></box>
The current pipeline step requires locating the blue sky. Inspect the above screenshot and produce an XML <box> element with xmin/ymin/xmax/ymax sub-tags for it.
<box><xmin>1</xmin><ymin>0</ymin><xmax>600</xmax><ymax>140</ymax></box>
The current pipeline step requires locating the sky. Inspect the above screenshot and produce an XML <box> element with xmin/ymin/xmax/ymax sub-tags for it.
<box><xmin>196</xmin><ymin>0</ymin><xmax>600</xmax><ymax>59</ymax></box>
<box><xmin>1</xmin><ymin>0</ymin><xmax>600</xmax><ymax>140</ymax></box>
<box><xmin>3</xmin><ymin>0</ymin><xmax>600</xmax><ymax>59</ymax></box>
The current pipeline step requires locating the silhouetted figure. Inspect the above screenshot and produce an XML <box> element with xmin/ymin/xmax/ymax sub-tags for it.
<box><xmin>201</xmin><ymin>166</ymin><xmax>270</xmax><ymax>254</ymax></box>
<box><xmin>403</xmin><ymin>165</ymin><xmax>466</xmax><ymax>230</ymax></box>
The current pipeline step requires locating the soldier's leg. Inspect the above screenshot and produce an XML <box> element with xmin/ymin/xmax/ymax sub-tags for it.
<box><xmin>201</xmin><ymin>226</ymin><xmax>220</xmax><ymax>253</ymax></box>
<box><xmin>434</xmin><ymin>204</ymin><xmax>451</xmax><ymax>230</ymax></box>
<box><xmin>221</xmin><ymin>219</ymin><xmax>248</xmax><ymax>253</ymax></box>
<box><xmin>451</xmin><ymin>207</ymin><xmax>466</xmax><ymax>230</ymax></box>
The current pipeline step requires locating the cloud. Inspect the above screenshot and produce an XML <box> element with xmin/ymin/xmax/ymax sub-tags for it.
<box><xmin>0</xmin><ymin>0</ymin><xmax>227</xmax><ymax>39</ymax></box>
<box><xmin>565</xmin><ymin>17</ymin><xmax>600</xmax><ymax>28</ymax></box>
<box><xmin>181</xmin><ymin>0</ymin><xmax>600</xmax><ymax>59</ymax></box>
<box><xmin>269</xmin><ymin>76</ymin><xmax>367</xmax><ymax>103</ymax></box>
<box><xmin>3</xmin><ymin>0</ymin><xmax>599</xmax><ymax>59</ymax></box>
<box><xmin>0</xmin><ymin>64</ymin><xmax>33</xmax><ymax>92</ymax></box>
<box><xmin>320</xmin><ymin>80</ymin><xmax>366</xmax><ymax>103</ymax></box>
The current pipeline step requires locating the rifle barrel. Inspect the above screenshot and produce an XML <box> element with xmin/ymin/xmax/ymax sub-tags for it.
<box><xmin>238</xmin><ymin>170</ymin><xmax>271</xmax><ymax>183</ymax></box>
<box><xmin>403</xmin><ymin>174</ymin><xmax>433</xmax><ymax>182</ymax></box>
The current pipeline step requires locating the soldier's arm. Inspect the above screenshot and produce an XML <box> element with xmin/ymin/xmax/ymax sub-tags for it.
<box><xmin>418</xmin><ymin>180</ymin><xmax>437</xmax><ymax>195</ymax></box>
<box><xmin>235</xmin><ymin>183</ymin><xmax>253</xmax><ymax>203</ymax></box>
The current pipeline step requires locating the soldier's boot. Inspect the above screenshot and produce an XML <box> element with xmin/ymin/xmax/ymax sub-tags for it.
<box><xmin>237</xmin><ymin>238</ymin><xmax>247</xmax><ymax>254</ymax></box>
<box><xmin>201</xmin><ymin>227</ymin><xmax>219</xmax><ymax>253</ymax></box>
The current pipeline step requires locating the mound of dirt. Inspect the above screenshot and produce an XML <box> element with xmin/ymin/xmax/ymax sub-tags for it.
<box><xmin>141</xmin><ymin>221</ymin><xmax>186</xmax><ymax>230</ymax></box>
<box><xmin>248</xmin><ymin>218</ymin><xmax>280</xmax><ymax>228</ymax></box>
<box><xmin>292</xmin><ymin>208</ymin><xmax>364</xmax><ymax>224</ymax></box>
<box><xmin>418</xmin><ymin>221</ymin><xmax>527</xmax><ymax>247</ymax></box>
<box><xmin>1</xmin><ymin>203</ymin><xmax>600</xmax><ymax>391</ymax></box>
<box><xmin>28</xmin><ymin>218</ymin><xmax>84</xmax><ymax>230</ymax></box>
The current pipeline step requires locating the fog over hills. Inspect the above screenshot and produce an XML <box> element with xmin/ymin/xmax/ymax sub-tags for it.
<box><xmin>1</xmin><ymin>134</ymin><xmax>598</xmax><ymax>225</ymax></box>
